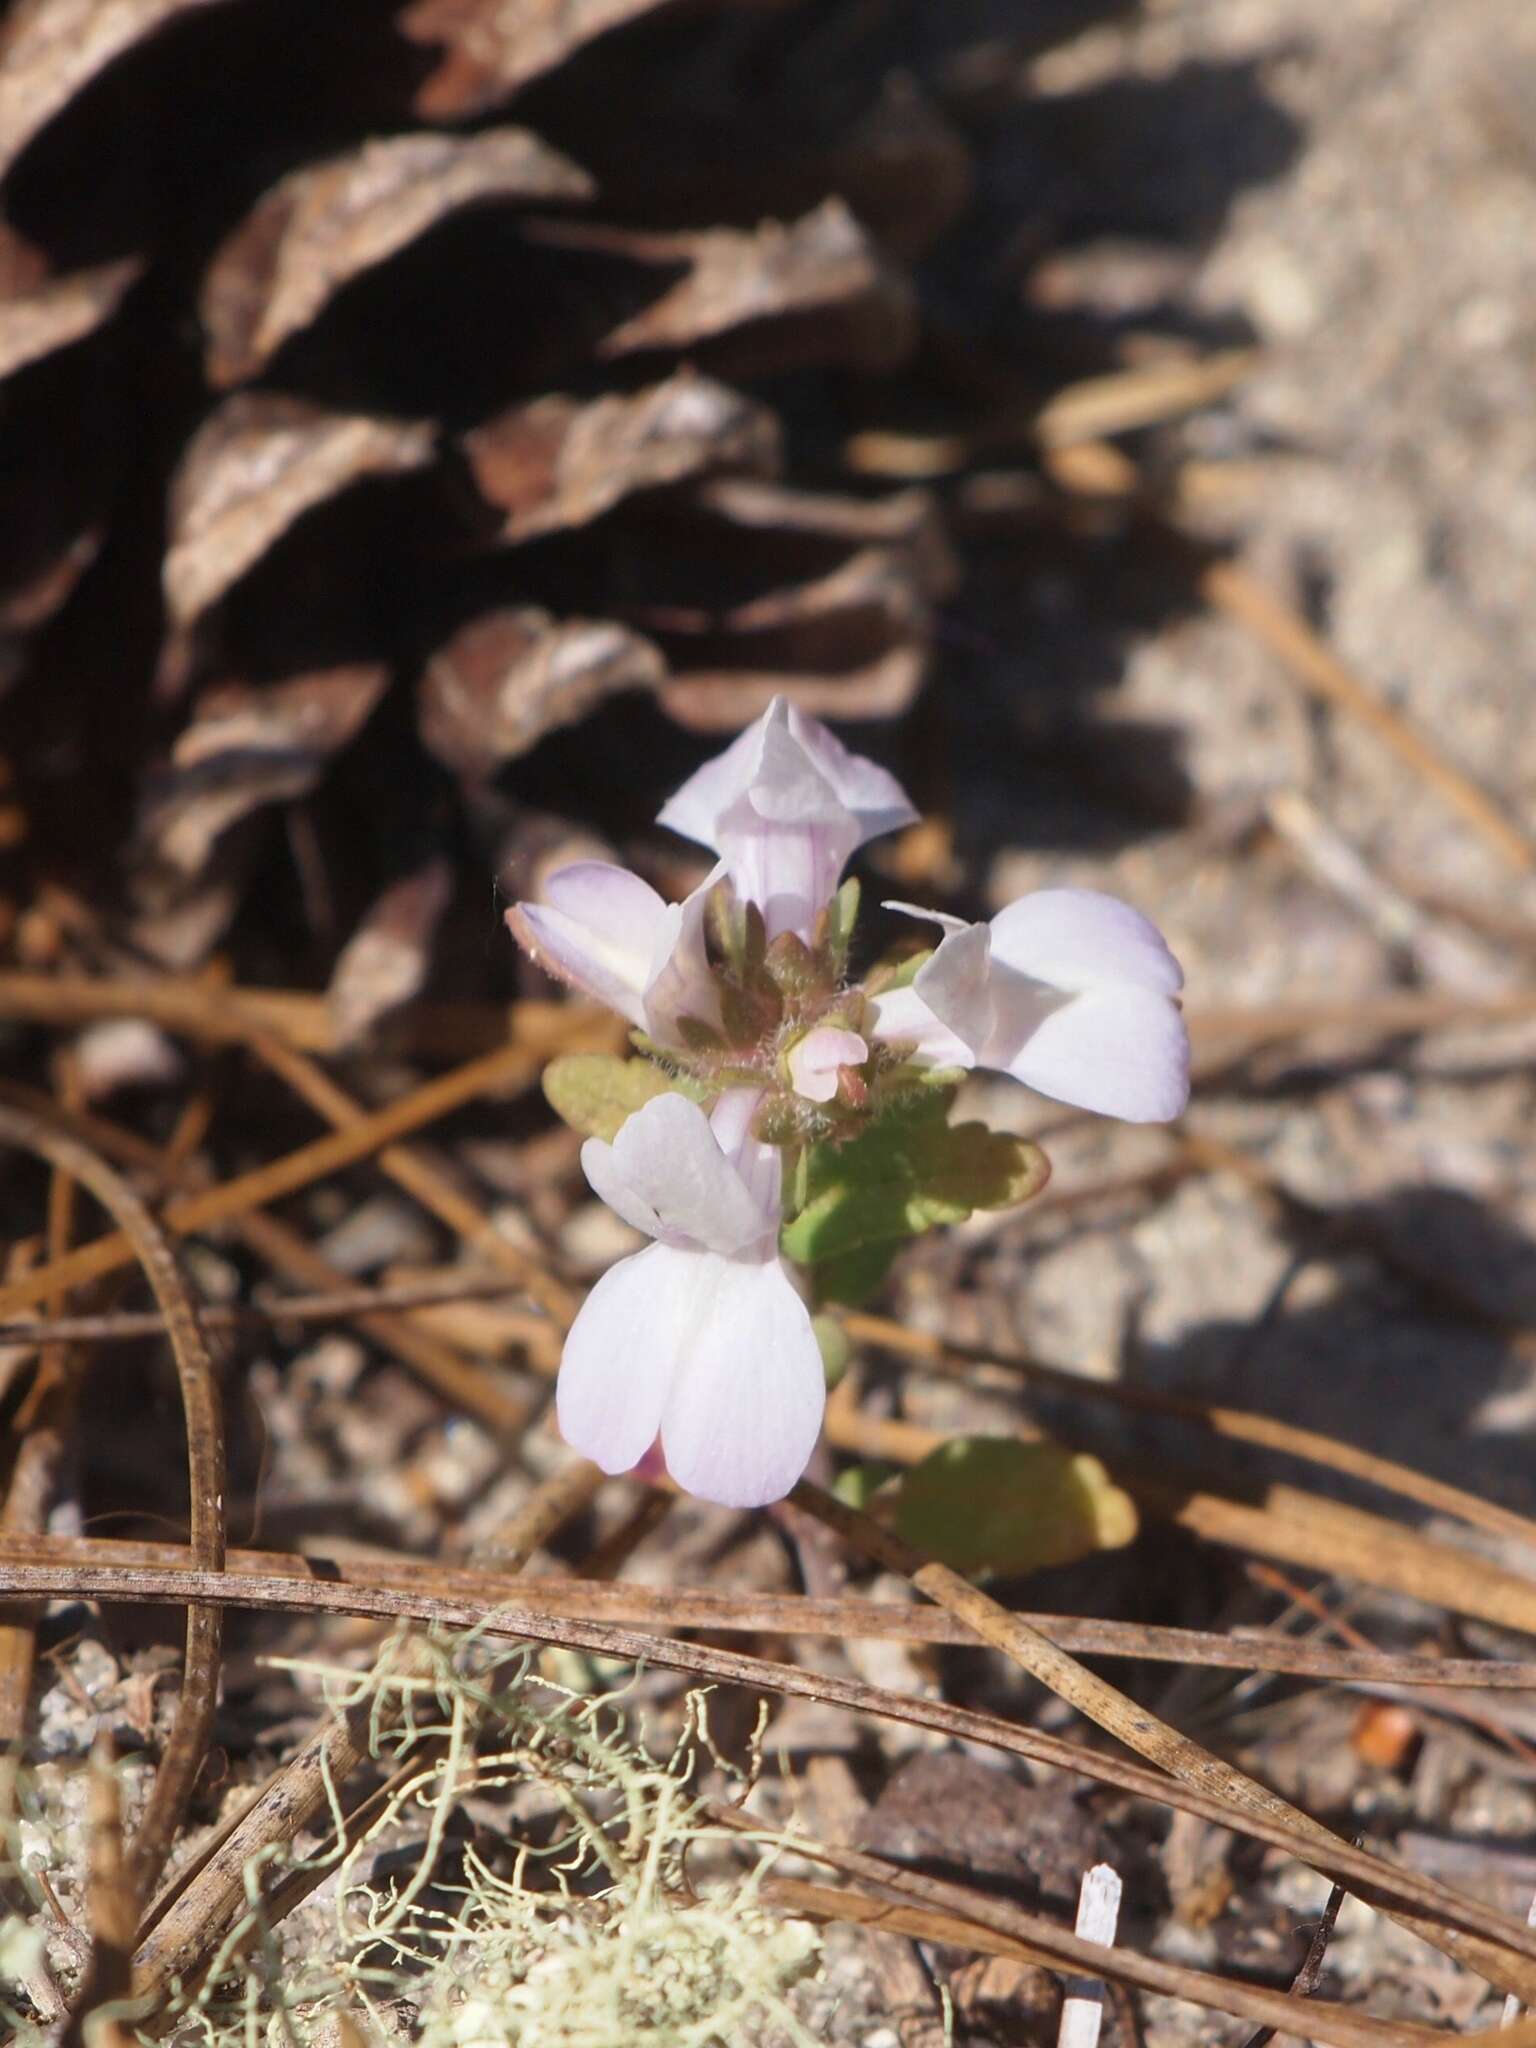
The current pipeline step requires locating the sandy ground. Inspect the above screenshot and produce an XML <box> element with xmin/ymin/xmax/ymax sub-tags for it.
<box><xmin>901</xmin><ymin>0</ymin><xmax>1536</xmax><ymax>1520</ymax></box>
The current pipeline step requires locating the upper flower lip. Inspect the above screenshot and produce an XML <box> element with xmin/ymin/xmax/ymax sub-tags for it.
<box><xmin>658</xmin><ymin>694</ymin><xmax>918</xmax><ymax>848</ymax></box>
<box><xmin>657</xmin><ymin>695</ymin><xmax>918</xmax><ymax>942</ymax></box>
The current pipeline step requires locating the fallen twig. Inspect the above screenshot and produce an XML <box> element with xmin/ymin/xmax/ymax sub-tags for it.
<box><xmin>8</xmin><ymin>1529</ymin><xmax>1533</xmax><ymax>1688</ymax></box>
<box><xmin>0</xmin><ymin>1101</ymin><xmax>225</xmax><ymax>1905</ymax></box>
<box><xmin>791</xmin><ymin>1480</ymin><xmax>1536</xmax><ymax>2002</ymax></box>
<box><xmin>3</xmin><ymin>1554</ymin><xmax>1532</xmax><ymax>1979</ymax></box>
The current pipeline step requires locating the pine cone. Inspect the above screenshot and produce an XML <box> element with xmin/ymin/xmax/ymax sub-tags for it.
<box><xmin>0</xmin><ymin>3</ymin><xmax>1122</xmax><ymax>1000</ymax></box>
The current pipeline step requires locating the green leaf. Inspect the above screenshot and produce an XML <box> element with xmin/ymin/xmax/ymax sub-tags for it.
<box><xmin>832</xmin><ymin>1461</ymin><xmax>897</xmax><ymax>1511</ymax></box>
<box><xmin>780</xmin><ymin>1088</ymin><xmax>1049</xmax><ymax>1267</ymax></box>
<box><xmin>809</xmin><ymin>1240</ymin><xmax>902</xmax><ymax>1308</ymax></box>
<box><xmin>896</xmin><ymin>1438</ymin><xmax>1138</xmax><ymax>1577</ymax></box>
<box><xmin>542</xmin><ymin>1054</ymin><xmax>676</xmax><ymax>1141</ymax></box>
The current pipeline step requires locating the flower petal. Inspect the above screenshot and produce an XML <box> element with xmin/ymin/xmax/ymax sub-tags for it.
<box><xmin>506</xmin><ymin>862</ymin><xmax>668</xmax><ymax>1028</ymax></box>
<box><xmin>659</xmin><ymin>696</ymin><xmax>917</xmax><ymax>861</ymax></box>
<box><xmin>719</xmin><ymin>812</ymin><xmax>852</xmax><ymax>940</ymax></box>
<box><xmin>642</xmin><ymin>861</ymin><xmax>725</xmax><ymax>1044</ymax></box>
<box><xmin>583</xmin><ymin>1091</ymin><xmax>775</xmax><ymax>1255</ymax></box>
<box><xmin>578</xmin><ymin>1135</ymin><xmax>666</xmax><ymax>1240</ymax></box>
<box><xmin>735</xmin><ymin>701</ymin><xmax>849</xmax><ymax>826</ymax></box>
<box><xmin>660</xmin><ymin>1254</ymin><xmax>825</xmax><ymax>1506</ymax></box>
<box><xmin>708</xmin><ymin>1088</ymin><xmax>782</xmax><ymax>1219</ymax></box>
<box><xmin>656</xmin><ymin>703</ymin><xmax>777</xmax><ymax>847</ymax></box>
<box><xmin>987</xmin><ymin>888</ymin><xmax>1184</xmax><ymax>997</ymax></box>
<box><xmin>1003</xmin><ymin>985</ymin><xmax>1190</xmax><ymax>1122</ymax></box>
<box><xmin>867</xmin><ymin>984</ymin><xmax>979</xmax><ymax>1068</ymax></box>
<box><xmin>909</xmin><ymin>919</ymin><xmax>995</xmax><ymax>1056</ymax></box>
<box><xmin>788</xmin><ymin>702</ymin><xmax>916</xmax><ymax>841</ymax></box>
<box><xmin>787</xmin><ymin>1025</ymin><xmax>868</xmax><ymax>1103</ymax></box>
<box><xmin>556</xmin><ymin>1242</ymin><xmax>690</xmax><ymax>1473</ymax></box>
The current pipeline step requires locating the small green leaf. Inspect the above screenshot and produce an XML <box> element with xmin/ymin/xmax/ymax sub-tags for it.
<box><xmin>833</xmin><ymin>1461</ymin><xmax>897</xmax><ymax>1511</ymax></box>
<box><xmin>809</xmin><ymin>1239</ymin><xmax>902</xmax><ymax>1307</ymax></box>
<box><xmin>543</xmin><ymin>1054</ymin><xmax>675</xmax><ymax>1141</ymax></box>
<box><xmin>896</xmin><ymin>1438</ymin><xmax>1138</xmax><ymax>1577</ymax></box>
<box><xmin>780</xmin><ymin>1087</ymin><xmax>1049</xmax><ymax>1267</ymax></box>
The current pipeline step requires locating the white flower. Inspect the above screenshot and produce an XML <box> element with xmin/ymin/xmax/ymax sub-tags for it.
<box><xmin>657</xmin><ymin>695</ymin><xmax>917</xmax><ymax>941</ymax></box>
<box><xmin>870</xmin><ymin>889</ymin><xmax>1189</xmax><ymax>1123</ymax></box>
<box><xmin>786</xmin><ymin>1025</ymin><xmax>868</xmax><ymax>1104</ymax></box>
<box><xmin>558</xmin><ymin>1089</ymin><xmax>824</xmax><ymax>1507</ymax></box>
<box><xmin>506</xmin><ymin>860</ymin><xmax>722</xmax><ymax>1050</ymax></box>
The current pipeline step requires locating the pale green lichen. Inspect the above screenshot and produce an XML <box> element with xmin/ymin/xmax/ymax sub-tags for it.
<box><xmin>3</xmin><ymin>1627</ymin><xmax>822</xmax><ymax>2048</ymax></box>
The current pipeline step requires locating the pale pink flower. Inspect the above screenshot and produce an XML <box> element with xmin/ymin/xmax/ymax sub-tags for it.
<box><xmin>658</xmin><ymin>696</ymin><xmax>917</xmax><ymax>941</ymax></box>
<box><xmin>787</xmin><ymin>1024</ymin><xmax>868</xmax><ymax>1104</ymax></box>
<box><xmin>506</xmin><ymin>859</ymin><xmax>721</xmax><ymax>1050</ymax></box>
<box><xmin>870</xmin><ymin>889</ymin><xmax>1189</xmax><ymax>1123</ymax></box>
<box><xmin>557</xmin><ymin>1089</ymin><xmax>824</xmax><ymax>1507</ymax></box>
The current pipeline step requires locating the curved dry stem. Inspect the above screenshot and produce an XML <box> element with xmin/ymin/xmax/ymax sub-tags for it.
<box><xmin>0</xmin><ymin>1103</ymin><xmax>226</xmax><ymax>1910</ymax></box>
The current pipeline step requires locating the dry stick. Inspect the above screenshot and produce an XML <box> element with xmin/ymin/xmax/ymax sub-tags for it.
<box><xmin>0</xmin><ymin>973</ymin><xmax>594</xmax><ymax>1061</ymax></box>
<box><xmin>10</xmin><ymin>1528</ymin><xmax>1534</xmax><ymax>1691</ymax></box>
<box><xmin>754</xmin><ymin>1869</ymin><xmax>1427</xmax><ymax>2048</ymax></box>
<box><xmin>821</xmin><ymin>1395</ymin><xmax>1536</xmax><ymax>1641</ymax></box>
<box><xmin>0</xmin><ymin>1271</ymin><xmax>527</xmax><ymax>1347</ymax></box>
<box><xmin>839</xmin><ymin>1309</ymin><xmax>1536</xmax><ymax>1559</ymax></box>
<box><xmin>1236</xmin><ymin>1872</ymin><xmax>1348</xmax><ymax>2048</ymax></box>
<box><xmin>1034</xmin><ymin>349</ymin><xmax>1260</xmax><ymax>449</ymax></box>
<box><xmin>129</xmin><ymin>1458</ymin><xmax>602</xmax><ymax>2004</ymax></box>
<box><xmin>8</xmin><ymin>1558</ymin><xmax>1534</xmax><ymax>1976</ymax></box>
<box><xmin>790</xmin><ymin>1480</ymin><xmax>1536</xmax><ymax>2002</ymax></box>
<box><xmin>244</xmin><ymin>1029</ymin><xmax>579</xmax><ymax>1330</ymax></box>
<box><xmin>0</xmin><ymin>1080</ymin><xmax>83</xmax><ymax>1739</ymax></box>
<box><xmin>236</xmin><ymin>1208</ymin><xmax>534</xmax><ymax>1436</ymax></box>
<box><xmin>0</xmin><ymin>1103</ymin><xmax>225</xmax><ymax>1908</ymax></box>
<box><xmin>0</xmin><ymin>1079</ymin><xmax>533</xmax><ymax>1437</ymax></box>
<box><xmin>1202</xmin><ymin>556</ymin><xmax>1536</xmax><ymax>875</ymax></box>
<box><xmin>0</xmin><ymin>1034</ymin><xmax>581</xmax><ymax>1322</ymax></box>
<box><xmin>1135</xmin><ymin>1469</ymin><xmax>1536</xmax><ymax>1639</ymax></box>
<box><xmin>1238</xmin><ymin>1558</ymin><xmax>1536</xmax><ymax>1770</ymax></box>
<box><xmin>5</xmin><ymin>961</ymin><xmax>1535</xmax><ymax>1077</ymax></box>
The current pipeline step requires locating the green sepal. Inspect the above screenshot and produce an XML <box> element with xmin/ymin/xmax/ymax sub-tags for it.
<box><xmin>895</xmin><ymin>1438</ymin><xmax>1138</xmax><ymax>1577</ymax></box>
<box><xmin>720</xmin><ymin>976</ymin><xmax>782</xmax><ymax>1044</ymax></box>
<box><xmin>820</xmin><ymin>876</ymin><xmax>861</xmax><ymax>972</ymax></box>
<box><xmin>543</xmin><ymin>1054</ymin><xmax>679</xmax><ymax>1141</ymax></box>
<box><xmin>861</xmin><ymin>946</ymin><xmax>933</xmax><ymax>997</ymax></box>
<box><xmin>780</xmin><ymin>1087</ymin><xmax>1049</xmax><ymax>1269</ymax></box>
<box><xmin>764</xmin><ymin>929</ymin><xmax>821</xmax><ymax>997</ymax></box>
<box><xmin>675</xmin><ymin>1015</ymin><xmax>726</xmax><ymax>1054</ymax></box>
